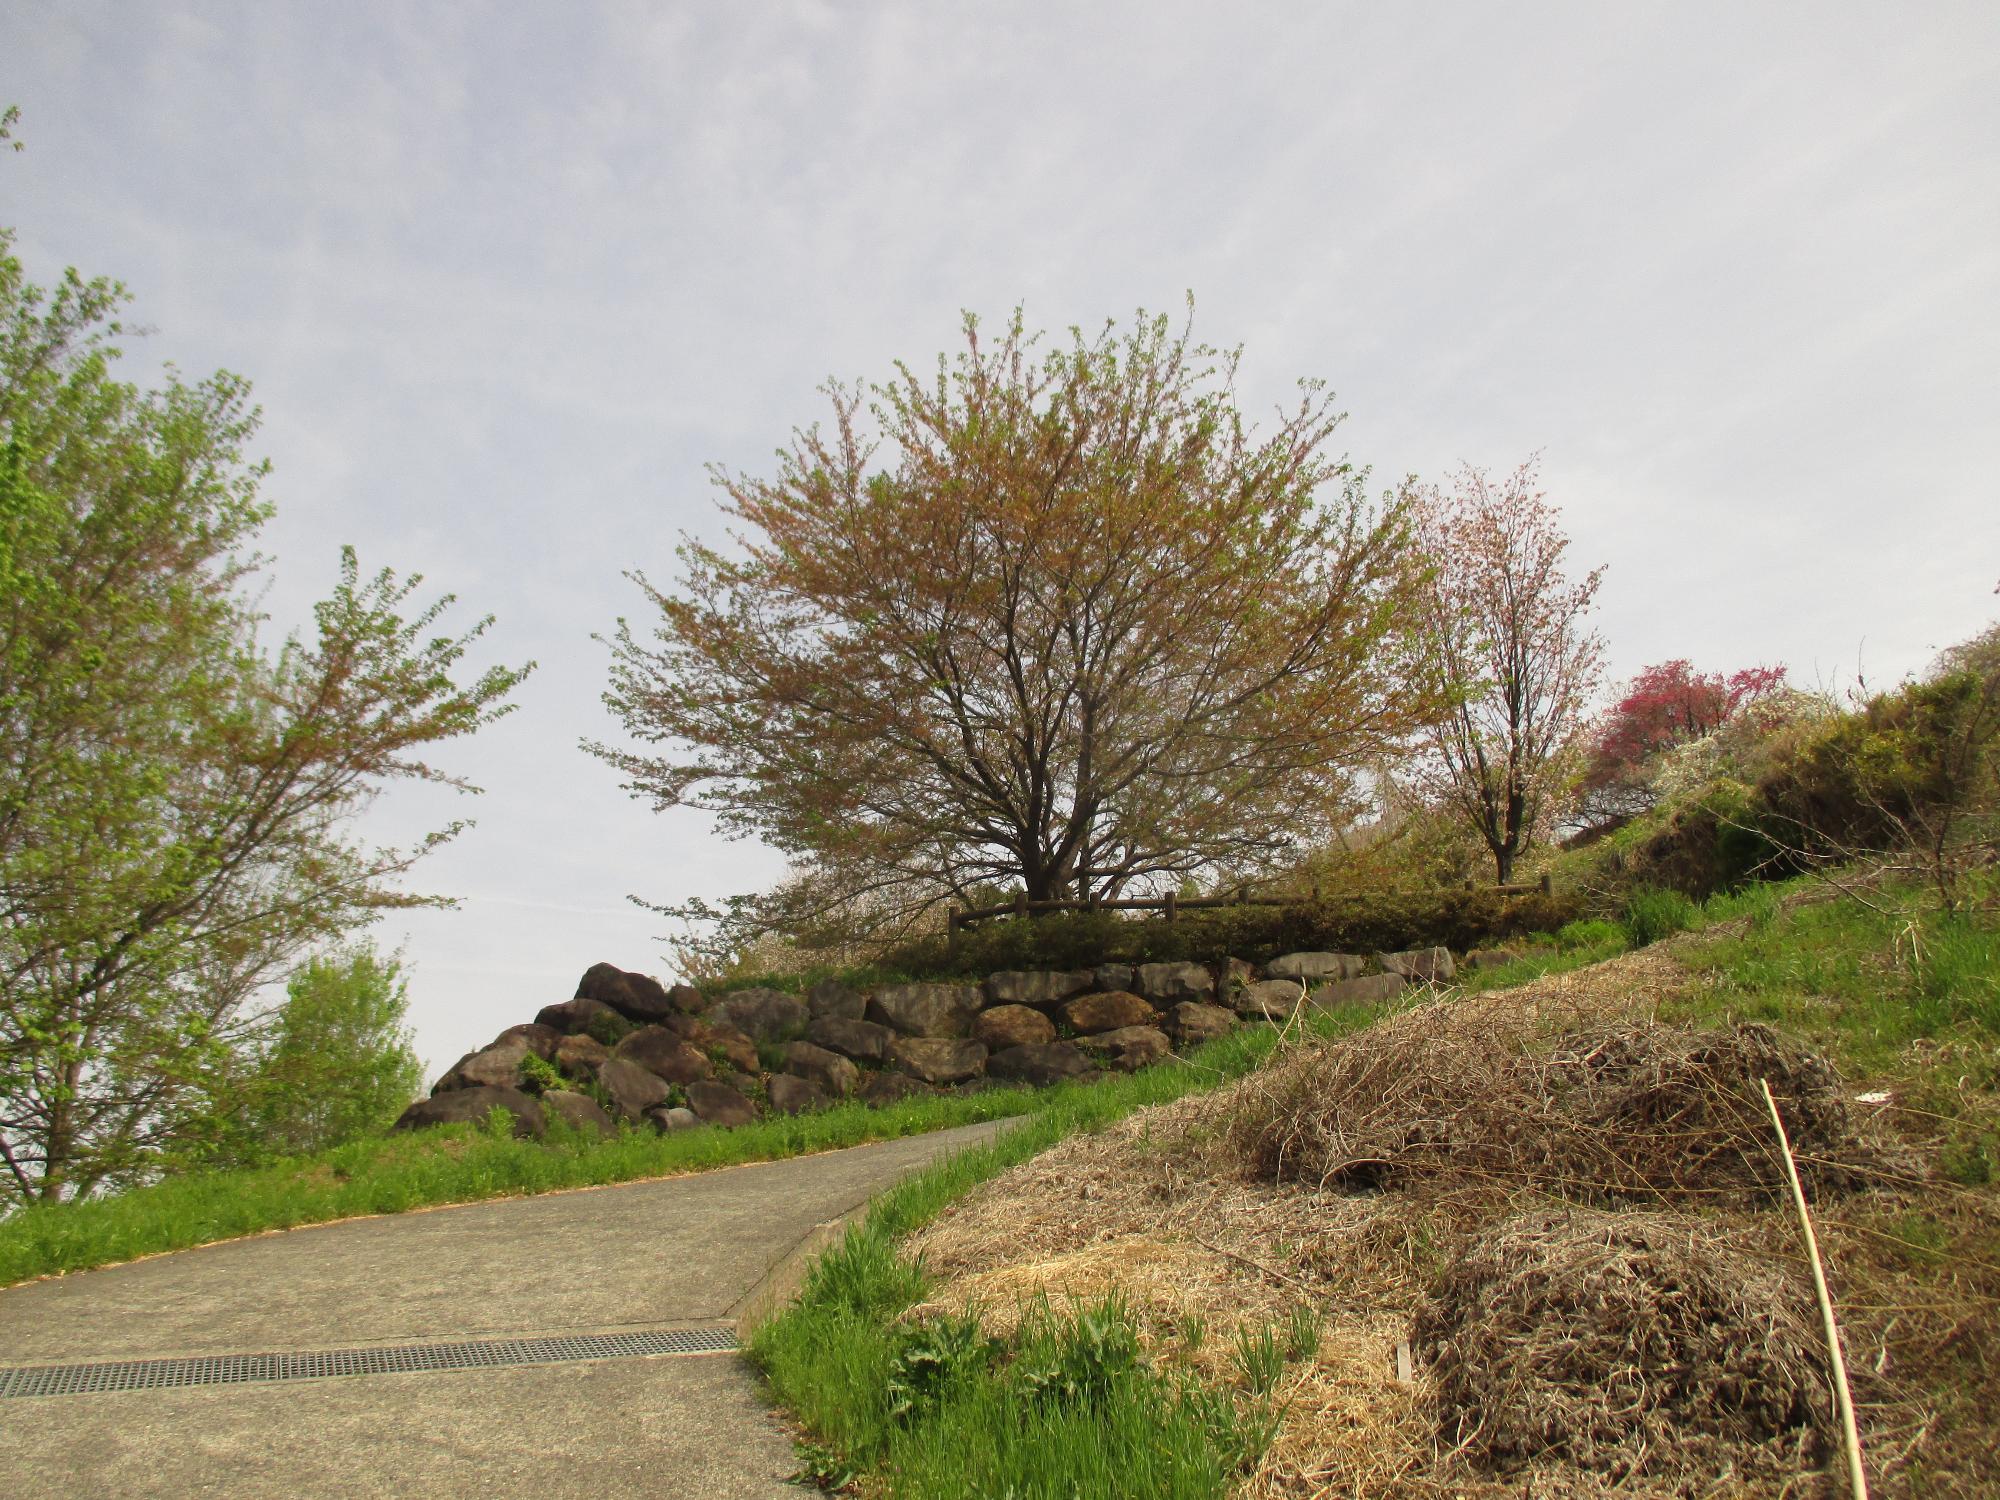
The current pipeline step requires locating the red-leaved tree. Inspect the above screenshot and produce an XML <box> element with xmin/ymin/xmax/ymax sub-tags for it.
<box><xmin>1412</xmin><ymin>458</ymin><xmax>1605</xmax><ymax>883</ymax></box>
<box><xmin>1579</xmin><ymin>660</ymin><xmax>1788</xmax><ymax>825</ymax></box>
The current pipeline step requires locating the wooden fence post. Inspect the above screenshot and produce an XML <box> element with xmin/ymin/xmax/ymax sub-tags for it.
<box><xmin>1165</xmin><ymin>891</ymin><xmax>1178</xmax><ymax>923</ymax></box>
<box><xmin>946</xmin><ymin>905</ymin><xmax>959</xmax><ymax>959</ymax></box>
<box><xmin>1540</xmin><ymin>872</ymin><xmax>1553</xmax><ymax>896</ymax></box>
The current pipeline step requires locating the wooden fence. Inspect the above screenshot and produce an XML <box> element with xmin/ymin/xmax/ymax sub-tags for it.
<box><xmin>944</xmin><ymin>873</ymin><xmax>1553</xmax><ymax>956</ymax></box>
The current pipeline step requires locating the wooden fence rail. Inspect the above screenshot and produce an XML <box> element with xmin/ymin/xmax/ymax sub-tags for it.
<box><xmin>944</xmin><ymin>873</ymin><xmax>1553</xmax><ymax>956</ymax></box>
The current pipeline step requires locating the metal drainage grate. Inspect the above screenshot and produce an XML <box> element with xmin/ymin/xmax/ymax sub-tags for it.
<box><xmin>0</xmin><ymin>1325</ymin><xmax>740</xmax><ymax>1399</ymax></box>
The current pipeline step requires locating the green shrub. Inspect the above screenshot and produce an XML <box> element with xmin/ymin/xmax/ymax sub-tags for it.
<box><xmin>886</xmin><ymin>886</ymin><xmax>1582</xmax><ymax>980</ymax></box>
<box><xmin>516</xmin><ymin>1053</ymin><xmax>563</xmax><ymax>1097</ymax></box>
<box><xmin>583</xmin><ymin>1009</ymin><xmax>632</xmax><ymax>1047</ymax></box>
<box><xmin>1555</xmin><ymin>918</ymin><xmax>1624</xmax><ymax>952</ymax></box>
<box><xmin>1622</xmin><ymin>886</ymin><xmax>1701</xmax><ymax>948</ymax></box>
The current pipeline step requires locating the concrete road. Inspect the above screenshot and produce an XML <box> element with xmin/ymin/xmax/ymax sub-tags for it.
<box><xmin>0</xmin><ymin>1119</ymin><xmax>1013</xmax><ymax>1498</ymax></box>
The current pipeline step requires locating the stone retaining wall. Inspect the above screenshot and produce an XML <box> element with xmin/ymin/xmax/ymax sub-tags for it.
<box><xmin>393</xmin><ymin>943</ymin><xmax>1546</xmax><ymax>1138</ymax></box>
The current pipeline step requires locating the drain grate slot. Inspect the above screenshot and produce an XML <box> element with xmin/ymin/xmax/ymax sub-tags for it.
<box><xmin>0</xmin><ymin>1325</ymin><xmax>740</xmax><ymax>1399</ymax></box>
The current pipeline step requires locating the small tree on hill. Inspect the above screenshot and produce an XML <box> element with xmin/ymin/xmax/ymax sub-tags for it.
<box><xmin>1411</xmin><ymin>458</ymin><xmax>1604</xmax><ymax>883</ymax></box>
<box><xmin>592</xmin><ymin>305</ymin><xmax>1439</xmax><ymax>950</ymax></box>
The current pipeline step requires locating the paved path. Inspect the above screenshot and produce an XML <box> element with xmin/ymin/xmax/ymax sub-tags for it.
<box><xmin>0</xmin><ymin>1120</ymin><xmax>1013</xmax><ymax>1498</ymax></box>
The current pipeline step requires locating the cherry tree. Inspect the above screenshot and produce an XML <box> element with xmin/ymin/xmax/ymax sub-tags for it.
<box><xmin>1412</xmin><ymin>458</ymin><xmax>1605</xmax><ymax>882</ymax></box>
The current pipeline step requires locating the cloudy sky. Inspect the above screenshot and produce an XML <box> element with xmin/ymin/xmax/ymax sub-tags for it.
<box><xmin>6</xmin><ymin>2</ymin><xmax>1996</xmax><ymax>1078</ymax></box>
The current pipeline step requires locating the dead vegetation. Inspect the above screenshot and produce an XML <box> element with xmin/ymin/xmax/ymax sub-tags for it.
<box><xmin>905</xmin><ymin>945</ymin><xmax>1998</xmax><ymax>1497</ymax></box>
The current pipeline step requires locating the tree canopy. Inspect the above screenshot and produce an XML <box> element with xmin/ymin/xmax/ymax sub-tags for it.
<box><xmin>0</xmin><ymin>225</ymin><xmax>531</xmax><ymax>1204</ymax></box>
<box><xmin>593</xmin><ymin>306</ymin><xmax>1436</xmax><ymax>950</ymax></box>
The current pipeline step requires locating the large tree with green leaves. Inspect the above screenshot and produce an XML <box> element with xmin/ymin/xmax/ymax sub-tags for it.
<box><xmin>0</xmin><ymin>223</ymin><xmax>530</xmax><ymax>1205</ymax></box>
<box><xmin>592</xmin><ymin>305</ymin><xmax>1435</xmax><ymax>952</ymax></box>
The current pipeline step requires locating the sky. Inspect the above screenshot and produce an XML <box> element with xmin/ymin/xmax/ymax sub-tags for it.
<box><xmin>5</xmin><ymin>2</ymin><xmax>1996</xmax><ymax>1080</ymax></box>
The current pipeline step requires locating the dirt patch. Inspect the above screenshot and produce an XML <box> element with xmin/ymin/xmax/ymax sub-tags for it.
<box><xmin>1415</xmin><ymin>1207</ymin><xmax>1834</xmax><ymax>1483</ymax></box>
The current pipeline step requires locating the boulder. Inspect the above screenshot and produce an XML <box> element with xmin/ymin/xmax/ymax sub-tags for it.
<box><xmin>646</xmin><ymin>1105</ymin><xmax>703</xmax><ymax>1133</ymax></box>
<box><xmin>1080</xmin><ymin>1025</ymin><xmax>1170</xmax><ymax>1072</ymax></box>
<box><xmin>1265</xmin><ymin>951</ymin><xmax>1365</xmax><ymax>983</ymax></box>
<box><xmin>1091</xmin><ymin>963</ymin><xmax>1136</xmax><ymax>995</ymax></box>
<box><xmin>1164</xmin><ymin>1002</ymin><xmax>1238</xmax><ymax>1046</ymax></box>
<box><xmin>720</xmin><ymin>1069</ymin><xmax>762</xmax><ymax>1097</ymax></box>
<box><xmin>534</xmin><ymin>996</ymin><xmax>626</xmax><ymax>1038</ymax></box>
<box><xmin>806</xmin><ymin>978</ymin><xmax>865</xmax><ymax>1020</ymax></box>
<box><xmin>766</xmin><ymin>1074</ymin><xmax>832</xmax><ymax>1116</ymax></box>
<box><xmin>575</xmin><ymin>962</ymin><xmax>681</xmax><ymax>1025</ymax></box>
<box><xmin>783</xmin><ymin>1041</ymin><xmax>860</xmax><ymax>1097</ymax></box>
<box><xmin>706</xmin><ymin>987</ymin><xmax>808</xmax><ymax>1042</ymax></box>
<box><xmin>1308</xmin><ymin>972</ymin><xmax>1407</xmax><ymax>1009</ymax></box>
<box><xmin>987</xmin><ymin>1042</ymin><xmax>1095</xmax><ymax>1088</ymax></box>
<box><xmin>554</xmin><ymin>1033</ymin><xmax>609</xmax><ymax>1082</ymax></box>
<box><xmin>983</xmin><ymin>970</ymin><xmax>1095</xmax><ymax>1008</ymax></box>
<box><xmin>596</xmin><ymin>1057</ymin><xmax>673</xmax><ymax>1123</ymax></box>
<box><xmin>1061</xmin><ymin>990</ymin><xmax>1157</xmax><ymax>1035</ymax></box>
<box><xmin>1133</xmin><ymin>961</ymin><xmax>1214</xmax><ymax>1005</ymax></box>
<box><xmin>668</xmin><ymin>983</ymin><xmax>708</xmax><ymax>1014</ymax></box>
<box><xmin>866</xmin><ymin>983</ymin><xmax>983</xmax><ymax>1038</ymax></box>
<box><xmin>973</xmin><ymin>1004</ymin><xmax>1056</xmax><ymax>1049</ymax></box>
<box><xmin>1218</xmin><ymin>957</ymin><xmax>1257</xmax><ymax>998</ymax></box>
<box><xmin>1463</xmin><ymin>947</ymin><xmax>1520</xmax><ymax>971</ymax></box>
<box><xmin>887</xmin><ymin>1036</ymin><xmax>988</xmax><ymax>1085</ymax></box>
<box><xmin>807</xmin><ymin>1015</ymin><xmax>894</xmax><ymax>1063</ymax></box>
<box><xmin>612</xmin><ymin>1027</ymin><xmax>713</xmax><ymax>1086</ymax></box>
<box><xmin>1233</xmin><ymin>979</ymin><xmax>1306</xmax><ymax>1021</ymax></box>
<box><xmin>433</xmin><ymin>1037</ymin><xmax>531</xmax><ymax>1094</ymax></box>
<box><xmin>394</xmin><ymin>1086</ymin><xmax>543</xmax><ymax>1138</ymax></box>
<box><xmin>1377</xmin><ymin>946</ymin><xmax>1456</xmax><ymax>984</ymax></box>
<box><xmin>860</xmin><ymin>1070</ymin><xmax>939</xmax><ymax>1106</ymax></box>
<box><xmin>492</xmin><ymin>1023</ymin><xmax>562</xmax><ymax>1061</ymax></box>
<box><xmin>541</xmin><ymin>1089</ymin><xmax>615</xmax><ymax>1138</ymax></box>
<box><xmin>693</xmin><ymin>1023</ymin><xmax>760</xmax><ymax>1075</ymax></box>
<box><xmin>685</xmin><ymin>1080</ymin><xmax>759</xmax><ymax>1128</ymax></box>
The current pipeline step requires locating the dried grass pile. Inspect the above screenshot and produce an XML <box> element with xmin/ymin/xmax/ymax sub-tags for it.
<box><xmin>1414</xmin><ymin>1208</ymin><xmax>1834</xmax><ymax>1483</ymax></box>
<box><xmin>1234</xmin><ymin>1004</ymin><xmax>1898</xmax><ymax>1206</ymax></box>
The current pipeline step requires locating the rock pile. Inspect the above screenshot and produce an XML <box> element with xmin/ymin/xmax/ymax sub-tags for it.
<box><xmin>394</xmin><ymin>944</ymin><xmax>1500</xmax><ymax>1138</ymax></box>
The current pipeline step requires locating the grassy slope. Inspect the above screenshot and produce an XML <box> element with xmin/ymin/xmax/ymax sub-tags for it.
<box><xmin>752</xmin><ymin>873</ymin><xmax>2000</xmax><ymax>1498</ymax></box>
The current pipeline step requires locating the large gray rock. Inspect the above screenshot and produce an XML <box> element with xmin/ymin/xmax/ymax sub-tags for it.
<box><xmin>867</xmin><ymin>983</ymin><xmax>983</xmax><ymax>1038</ymax></box>
<box><xmin>693</xmin><ymin>1023</ymin><xmax>760</xmax><ymax>1075</ymax></box>
<box><xmin>783</xmin><ymin>1041</ymin><xmax>860</xmax><ymax>1098</ymax></box>
<box><xmin>806</xmin><ymin>978</ymin><xmax>865</xmax><ymax>1020</ymax></box>
<box><xmin>1377</xmin><ymin>947</ymin><xmax>1456</xmax><ymax>984</ymax></box>
<box><xmin>394</xmin><ymin>1086</ymin><xmax>544</xmax><ymax>1138</ymax></box>
<box><xmin>983</xmin><ymin>970</ymin><xmax>1095</xmax><ymax>1008</ymax></box>
<box><xmin>973</xmin><ymin>1004</ymin><xmax>1056</xmax><ymax>1049</ymax></box>
<box><xmin>541</xmin><ymin>1089</ymin><xmax>615</xmax><ymax>1138</ymax></box>
<box><xmin>1061</xmin><ymin>990</ymin><xmax>1157</xmax><ymax>1035</ymax></box>
<box><xmin>766</xmin><ymin>1073</ymin><xmax>832</xmax><ymax>1116</ymax></box>
<box><xmin>1233</xmin><ymin>979</ymin><xmax>1307</xmax><ymax>1021</ymax></box>
<box><xmin>1464</xmin><ymin>947</ymin><xmax>1521</xmax><ymax>971</ymax></box>
<box><xmin>534</xmin><ymin>996</ymin><xmax>626</xmax><ymax>1038</ymax></box>
<box><xmin>987</xmin><ymin>1042</ymin><xmax>1095</xmax><ymax>1087</ymax></box>
<box><xmin>1164</xmin><ymin>1002</ymin><xmax>1238</xmax><ymax>1046</ymax></box>
<box><xmin>685</xmin><ymin>1080</ymin><xmax>759</xmax><ymax>1128</ymax></box>
<box><xmin>1133</xmin><ymin>961</ymin><xmax>1214</xmax><ymax>1004</ymax></box>
<box><xmin>1265</xmin><ymin>951</ymin><xmax>1366</xmax><ymax>983</ymax></box>
<box><xmin>707</xmin><ymin>987</ymin><xmax>808</xmax><ymax>1042</ymax></box>
<box><xmin>612</xmin><ymin>1027</ymin><xmax>713</xmax><ymax>1086</ymax></box>
<box><xmin>646</xmin><ymin>1105</ymin><xmax>703</xmax><ymax>1133</ymax></box>
<box><xmin>807</xmin><ymin>1015</ymin><xmax>894</xmax><ymax>1062</ymax></box>
<box><xmin>554</xmin><ymin>1032</ymin><xmax>609</xmax><ymax>1082</ymax></box>
<box><xmin>433</xmin><ymin>1037</ymin><xmax>530</xmax><ymax>1094</ymax></box>
<box><xmin>860</xmin><ymin>1070</ymin><xmax>939</xmax><ymax>1106</ymax></box>
<box><xmin>596</xmin><ymin>1057</ymin><xmax>673</xmax><ymax>1123</ymax></box>
<box><xmin>575</xmin><ymin>962</ymin><xmax>681</xmax><ymax>1025</ymax></box>
<box><xmin>1080</xmin><ymin>1025</ymin><xmax>1170</xmax><ymax>1072</ymax></box>
<box><xmin>887</xmin><ymin>1036</ymin><xmax>987</xmax><ymax>1085</ymax></box>
<box><xmin>1309</xmin><ymin>972</ymin><xmax>1408</xmax><ymax>1009</ymax></box>
<box><xmin>492</xmin><ymin>1023</ymin><xmax>562</xmax><ymax>1061</ymax></box>
<box><xmin>1091</xmin><ymin>963</ymin><xmax>1136</xmax><ymax>995</ymax></box>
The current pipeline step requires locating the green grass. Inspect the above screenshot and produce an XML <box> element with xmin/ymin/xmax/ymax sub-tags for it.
<box><xmin>749</xmin><ymin>1007</ymin><xmax>1390</xmax><ymax>1499</ymax></box>
<box><xmin>0</xmin><ymin>1083</ymin><xmax>1047</xmax><ymax>1288</ymax></box>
